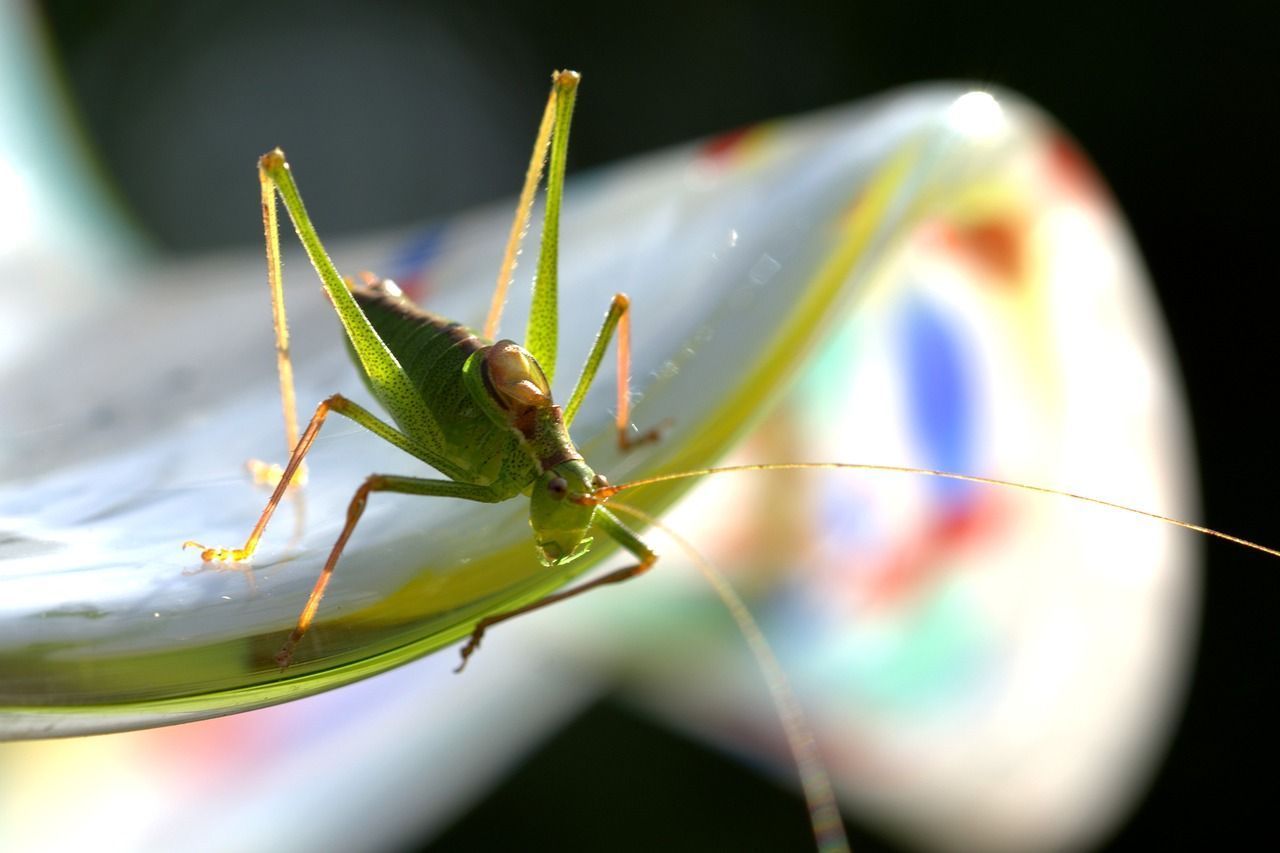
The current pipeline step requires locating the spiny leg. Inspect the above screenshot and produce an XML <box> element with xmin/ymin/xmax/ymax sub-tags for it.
<box><xmin>277</xmin><ymin>474</ymin><xmax>504</xmax><ymax>668</ymax></box>
<box><xmin>562</xmin><ymin>293</ymin><xmax>664</xmax><ymax>451</ymax></box>
<box><xmin>247</xmin><ymin>155</ymin><xmax>308</xmax><ymax>488</ymax></box>
<box><xmin>522</xmin><ymin>70</ymin><xmax>580</xmax><ymax>386</ymax></box>
<box><xmin>186</xmin><ymin>394</ymin><xmax>340</xmax><ymax>562</ymax></box>
<box><xmin>483</xmin><ymin>73</ymin><xmax>562</xmax><ymax>340</ymax></box>
<box><xmin>184</xmin><ymin>393</ymin><xmax>437</xmax><ymax>561</ymax></box>
<box><xmin>456</xmin><ymin>506</ymin><xmax>655</xmax><ymax>672</ymax></box>
<box><xmin>260</xmin><ymin>149</ymin><xmax>448</xmax><ymax>453</ymax></box>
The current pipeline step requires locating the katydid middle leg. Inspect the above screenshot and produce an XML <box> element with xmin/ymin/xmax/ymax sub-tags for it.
<box><xmin>277</xmin><ymin>473</ymin><xmax>507</xmax><ymax>668</ymax></box>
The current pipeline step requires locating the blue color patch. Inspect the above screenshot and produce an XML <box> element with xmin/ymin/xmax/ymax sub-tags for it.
<box><xmin>897</xmin><ymin>291</ymin><xmax>974</xmax><ymax>507</ymax></box>
<box><xmin>386</xmin><ymin>224</ymin><xmax>446</xmax><ymax>286</ymax></box>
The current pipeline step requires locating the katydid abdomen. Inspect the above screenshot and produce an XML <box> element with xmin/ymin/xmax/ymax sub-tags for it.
<box><xmin>349</xmin><ymin>280</ymin><xmax>529</xmax><ymax>490</ymax></box>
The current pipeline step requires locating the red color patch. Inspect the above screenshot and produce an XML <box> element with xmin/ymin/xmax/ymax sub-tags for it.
<box><xmin>1048</xmin><ymin>134</ymin><xmax>1101</xmax><ymax>196</ymax></box>
<box><xmin>936</xmin><ymin>217</ymin><xmax>1027</xmax><ymax>286</ymax></box>
<box><xmin>699</xmin><ymin>124</ymin><xmax>757</xmax><ymax>166</ymax></box>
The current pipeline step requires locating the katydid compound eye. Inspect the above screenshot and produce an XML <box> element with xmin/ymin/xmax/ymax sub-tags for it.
<box><xmin>591</xmin><ymin>474</ymin><xmax>609</xmax><ymax>490</ymax></box>
<box><xmin>547</xmin><ymin>477</ymin><xmax>568</xmax><ymax>498</ymax></box>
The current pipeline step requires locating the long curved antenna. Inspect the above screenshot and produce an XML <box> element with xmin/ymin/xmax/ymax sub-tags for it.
<box><xmin>608</xmin><ymin>500</ymin><xmax>850</xmax><ymax>853</ymax></box>
<box><xmin>596</xmin><ymin>462</ymin><xmax>1280</xmax><ymax>559</ymax></box>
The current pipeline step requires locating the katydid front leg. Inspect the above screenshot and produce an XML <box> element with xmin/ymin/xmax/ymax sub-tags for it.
<box><xmin>564</xmin><ymin>293</ymin><xmax>665</xmax><ymax>452</ymax></box>
<box><xmin>455</xmin><ymin>507</ymin><xmax>656</xmax><ymax>672</ymax></box>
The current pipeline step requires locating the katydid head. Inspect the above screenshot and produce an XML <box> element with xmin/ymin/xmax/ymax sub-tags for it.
<box><xmin>529</xmin><ymin>460</ymin><xmax>599</xmax><ymax>566</ymax></box>
<box><xmin>460</xmin><ymin>340</ymin><xmax>606</xmax><ymax>565</ymax></box>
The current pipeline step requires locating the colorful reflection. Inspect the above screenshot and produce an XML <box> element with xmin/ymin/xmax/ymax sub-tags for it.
<box><xmin>1</xmin><ymin>90</ymin><xmax>1196</xmax><ymax>853</ymax></box>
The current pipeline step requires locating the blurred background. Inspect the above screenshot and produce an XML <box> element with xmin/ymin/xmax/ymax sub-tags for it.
<box><xmin>4</xmin><ymin>1</ymin><xmax>1279</xmax><ymax>850</ymax></box>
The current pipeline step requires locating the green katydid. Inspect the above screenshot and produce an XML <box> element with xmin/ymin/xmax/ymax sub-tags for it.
<box><xmin>176</xmin><ymin>71</ymin><xmax>1280</xmax><ymax>852</ymax></box>
<box><xmin>180</xmin><ymin>67</ymin><xmax>1280</xmax><ymax>669</ymax></box>
<box><xmin>182</xmin><ymin>71</ymin><xmax>671</xmax><ymax>674</ymax></box>
<box><xmin>181</xmin><ymin>69</ymin><xmax>856</xmax><ymax>851</ymax></box>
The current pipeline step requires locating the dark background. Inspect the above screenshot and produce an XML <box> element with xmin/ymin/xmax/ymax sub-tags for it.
<box><xmin>37</xmin><ymin>1</ymin><xmax>1280</xmax><ymax>849</ymax></box>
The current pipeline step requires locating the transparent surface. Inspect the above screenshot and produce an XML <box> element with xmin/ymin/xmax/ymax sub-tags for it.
<box><xmin>541</xmin><ymin>109</ymin><xmax>1198</xmax><ymax>850</ymax></box>
<box><xmin>1</xmin><ymin>74</ymin><xmax>1201</xmax><ymax>852</ymax></box>
<box><xmin>0</xmin><ymin>87</ymin><xmax>1166</xmax><ymax>742</ymax></box>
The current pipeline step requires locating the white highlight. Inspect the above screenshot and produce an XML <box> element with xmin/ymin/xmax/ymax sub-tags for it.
<box><xmin>947</xmin><ymin>91</ymin><xmax>1007</xmax><ymax>142</ymax></box>
<box><xmin>0</xmin><ymin>158</ymin><xmax>33</xmax><ymax>257</ymax></box>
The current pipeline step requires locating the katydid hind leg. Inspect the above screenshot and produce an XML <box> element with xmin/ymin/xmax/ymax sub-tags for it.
<box><xmin>258</xmin><ymin>149</ymin><xmax>447</xmax><ymax>455</ymax></box>
<box><xmin>523</xmin><ymin>70</ymin><xmax>581</xmax><ymax>387</ymax></box>
<box><xmin>484</xmin><ymin>74</ymin><xmax>562</xmax><ymax>340</ymax></box>
<box><xmin>245</xmin><ymin>158</ymin><xmax>307</xmax><ymax>489</ymax></box>
<box><xmin>455</xmin><ymin>507</ymin><xmax>656</xmax><ymax>672</ymax></box>
<box><xmin>277</xmin><ymin>474</ymin><xmax>506</xmax><ymax>668</ymax></box>
<box><xmin>184</xmin><ymin>394</ymin><xmax>348</xmax><ymax>563</ymax></box>
<box><xmin>184</xmin><ymin>394</ymin><xmax>467</xmax><ymax>562</ymax></box>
